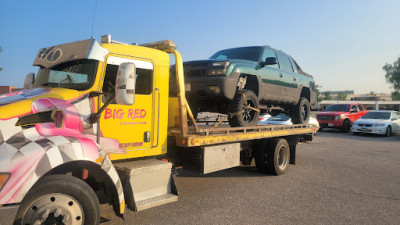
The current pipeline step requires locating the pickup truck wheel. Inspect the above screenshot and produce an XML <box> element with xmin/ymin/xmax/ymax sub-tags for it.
<box><xmin>290</xmin><ymin>97</ymin><xmax>310</xmax><ymax>124</ymax></box>
<box><xmin>14</xmin><ymin>175</ymin><xmax>100</xmax><ymax>225</ymax></box>
<box><xmin>228</xmin><ymin>90</ymin><xmax>260</xmax><ymax>127</ymax></box>
<box><xmin>255</xmin><ymin>139</ymin><xmax>290</xmax><ymax>175</ymax></box>
<box><xmin>342</xmin><ymin>119</ymin><xmax>351</xmax><ymax>133</ymax></box>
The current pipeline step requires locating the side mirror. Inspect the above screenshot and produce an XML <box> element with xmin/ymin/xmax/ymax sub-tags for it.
<box><xmin>350</xmin><ymin>110</ymin><xmax>357</xmax><ymax>113</ymax></box>
<box><xmin>115</xmin><ymin>62</ymin><xmax>136</xmax><ymax>105</ymax></box>
<box><xmin>23</xmin><ymin>73</ymin><xmax>35</xmax><ymax>89</ymax></box>
<box><xmin>260</xmin><ymin>57</ymin><xmax>278</xmax><ymax>67</ymax></box>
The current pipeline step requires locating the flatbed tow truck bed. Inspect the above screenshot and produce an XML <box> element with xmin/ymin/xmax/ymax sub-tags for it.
<box><xmin>169</xmin><ymin>124</ymin><xmax>317</xmax><ymax>147</ymax></box>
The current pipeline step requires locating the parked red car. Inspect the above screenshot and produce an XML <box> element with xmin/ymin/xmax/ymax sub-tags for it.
<box><xmin>316</xmin><ymin>103</ymin><xmax>368</xmax><ymax>132</ymax></box>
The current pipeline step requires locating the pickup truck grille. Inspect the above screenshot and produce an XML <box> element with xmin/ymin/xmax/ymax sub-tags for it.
<box><xmin>318</xmin><ymin>115</ymin><xmax>333</xmax><ymax>121</ymax></box>
<box><xmin>185</xmin><ymin>69</ymin><xmax>206</xmax><ymax>77</ymax></box>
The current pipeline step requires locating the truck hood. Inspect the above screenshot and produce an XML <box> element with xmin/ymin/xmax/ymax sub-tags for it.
<box><xmin>355</xmin><ymin>118</ymin><xmax>389</xmax><ymax>124</ymax></box>
<box><xmin>317</xmin><ymin>111</ymin><xmax>348</xmax><ymax>116</ymax></box>
<box><xmin>184</xmin><ymin>58</ymin><xmax>256</xmax><ymax>66</ymax></box>
<box><xmin>0</xmin><ymin>88</ymin><xmax>80</xmax><ymax>120</ymax></box>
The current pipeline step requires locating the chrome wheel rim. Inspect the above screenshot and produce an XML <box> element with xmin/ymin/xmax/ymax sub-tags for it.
<box><xmin>22</xmin><ymin>193</ymin><xmax>84</xmax><ymax>225</ymax></box>
<box><xmin>277</xmin><ymin>145</ymin><xmax>289</xmax><ymax>169</ymax></box>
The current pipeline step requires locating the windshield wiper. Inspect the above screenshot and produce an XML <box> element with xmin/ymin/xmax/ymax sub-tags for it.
<box><xmin>42</xmin><ymin>82</ymin><xmax>61</xmax><ymax>87</ymax></box>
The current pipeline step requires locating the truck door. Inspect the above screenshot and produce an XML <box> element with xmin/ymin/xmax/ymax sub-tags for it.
<box><xmin>100</xmin><ymin>56</ymin><xmax>157</xmax><ymax>160</ymax></box>
<box><xmin>275</xmin><ymin>51</ymin><xmax>299</xmax><ymax>103</ymax></box>
<box><xmin>259</xmin><ymin>48</ymin><xmax>283</xmax><ymax>102</ymax></box>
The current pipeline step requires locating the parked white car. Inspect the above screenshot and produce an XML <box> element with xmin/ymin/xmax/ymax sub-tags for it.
<box><xmin>258</xmin><ymin>114</ymin><xmax>319</xmax><ymax>133</ymax></box>
<box><xmin>351</xmin><ymin>110</ymin><xmax>400</xmax><ymax>136</ymax></box>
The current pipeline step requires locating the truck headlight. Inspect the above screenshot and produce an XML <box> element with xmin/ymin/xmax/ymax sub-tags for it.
<box><xmin>334</xmin><ymin>115</ymin><xmax>343</xmax><ymax>121</ymax></box>
<box><xmin>208</xmin><ymin>69</ymin><xmax>226</xmax><ymax>75</ymax></box>
<box><xmin>0</xmin><ymin>173</ymin><xmax>10</xmax><ymax>192</ymax></box>
<box><xmin>208</xmin><ymin>62</ymin><xmax>229</xmax><ymax>76</ymax></box>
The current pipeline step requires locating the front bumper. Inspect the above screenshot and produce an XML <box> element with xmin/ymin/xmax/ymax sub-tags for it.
<box><xmin>185</xmin><ymin>72</ymin><xmax>240</xmax><ymax>102</ymax></box>
<box><xmin>352</xmin><ymin>126</ymin><xmax>386</xmax><ymax>134</ymax></box>
<box><xmin>318</xmin><ymin>120</ymin><xmax>344</xmax><ymax>128</ymax></box>
<box><xmin>0</xmin><ymin>204</ymin><xmax>20</xmax><ymax>225</ymax></box>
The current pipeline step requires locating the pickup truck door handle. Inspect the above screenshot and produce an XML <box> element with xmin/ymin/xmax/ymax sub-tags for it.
<box><xmin>279</xmin><ymin>73</ymin><xmax>283</xmax><ymax>78</ymax></box>
<box><xmin>293</xmin><ymin>77</ymin><xmax>297</xmax><ymax>81</ymax></box>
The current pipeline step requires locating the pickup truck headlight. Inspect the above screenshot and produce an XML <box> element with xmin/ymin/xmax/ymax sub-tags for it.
<box><xmin>375</xmin><ymin>123</ymin><xmax>385</xmax><ymax>127</ymax></box>
<box><xmin>208</xmin><ymin>62</ymin><xmax>229</xmax><ymax>76</ymax></box>
<box><xmin>334</xmin><ymin>115</ymin><xmax>343</xmax><ymax>121</ymax></box>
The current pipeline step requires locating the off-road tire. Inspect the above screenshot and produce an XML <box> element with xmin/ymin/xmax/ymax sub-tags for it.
<box><xmin>228</xmin><ymin>90</ymin><xmax>260</xmax><ymax>127</ymax></box>
<box><xmin>14</xmin><ymin>175</ymin><xmax>100</xmax><ymax>225</ymax></box>
<box><xmin>290</xmin><ymin>97</ymin><xmax>310</xmax><ymax>124</ymax></box>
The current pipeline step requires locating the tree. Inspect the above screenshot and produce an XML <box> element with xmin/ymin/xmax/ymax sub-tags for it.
<box><xmin>323</xmin><ymin>91</ymin><xmax>332</xmax><ymax>100</ymax></box>
<box><xmin>383</xmin><ymin>57</ymin><xmax>400</xmax><ymax>95</ymax></box>
<box><xmin>337</xmin><ymin>92</ymin><xmax>347</xmax><ymax>100</ymax></box>
<box><xmin>369</xmin><ymin>91</ymin><xmax>376</xmax><ymax>97</ymax></box>
<box><xmin>392</xmin><ymin>91</ymin><xmax>400</xmax><ymax>100</ymax></box>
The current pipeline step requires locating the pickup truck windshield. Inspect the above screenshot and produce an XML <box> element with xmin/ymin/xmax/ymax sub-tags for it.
<box><xmin>33</xmin><ymin>59</ymin><xmax>98</xmax><ymax>91</ymax></box>
<box><xmin>362</xmin><ymin>112</ymin><xmax>390</xmax><ymax>120</ymax></box>
<box><xmin>324</xmin><ymin>105</ymin><xmax>350</xmax><ymax>112</ymax></box>
<box><xmin>209</xmin><ymin>47</ymin><xmax>261</xmax><ymax>62</ymax></box>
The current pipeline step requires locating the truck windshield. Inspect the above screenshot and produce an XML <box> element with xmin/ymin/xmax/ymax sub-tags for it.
<box><xmin>33</xmin><ymin>59</ymin><xmax>98</xmax><ymax>91</ymax></box>
<box><xmin>324</xmin><ymin>105</ymin><xmax>350</xmax><ymax>112</ymax></box>
<box><xmin>362</xmin><ymin>112</ymin><xmax>390</xmax><ymax>120</ymax></box>
<box><xmin>209</xmin><ymin>47</ymin><xmax>261</xmax><ymax>62</ymax></box>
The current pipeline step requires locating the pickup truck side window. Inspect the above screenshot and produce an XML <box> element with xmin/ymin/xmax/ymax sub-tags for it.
<box><xmin>351</xmin><ymin>105</ymin><xmax>358</xmax><ymax>112</ymax></box>
<box><xmin>357</xmin><ymin>104</ymin><xmax>364</xmax><ymax>111</ymax></box>
<box><xmin>261</xmin><ymin>48</ymin><xmax>279</xmax><ymax>69</ymax></box>
<box><xmin>276</xmin><ymin>51</ymin><xmax>294</xmax><ymax>73</ymax></box>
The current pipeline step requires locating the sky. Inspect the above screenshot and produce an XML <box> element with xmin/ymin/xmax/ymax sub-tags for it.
<box><xmin>1</xmin><ymin>0</ymin><xmax>400</xmax><ymax>94</ymax></box>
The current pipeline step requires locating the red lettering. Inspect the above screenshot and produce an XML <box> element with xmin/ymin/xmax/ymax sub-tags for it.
<box><xmin>133</xmin><ymin>109</ymin><xmax>140</xmax><ymax>120</ymax></box>
<box><xmin>104</xmin><ymin>108</ymin><xmax>113</xmax><ymax>119</ymax></box>
<box><xmin>140</xmin><ymin>109</ymin><xmax>146</xmax><ymax>118</ymax></box>
<box><xmin>127</xmin><ymin>109</ymin><xmax>134</xmax><ymax>119</ymax></box>
<box><xmin>116</xmin><ymin>109</ymin><xmax>124</xmax><ymax>120</ymax></box>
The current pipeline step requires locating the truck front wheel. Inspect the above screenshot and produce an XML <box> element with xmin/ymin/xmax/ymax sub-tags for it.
<box><xmin>255</xmin><ymin>138</ymin><xmax>290</xmax><ymax>175</ymax></box>
<box><xmin>228</xmin><ymin>90</ymin><xmax>260</xmax><ymax>127</ymax></box>
<box><xmin>14</xmin><ymin>175</ymin><xmax>100</xmax><ymax>225</ymax></box>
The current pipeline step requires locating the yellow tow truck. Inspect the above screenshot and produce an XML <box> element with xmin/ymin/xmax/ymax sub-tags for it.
<box><xmin>0</xmin><ymin>35</ymin><xmax>316</xmax><ymax>225</ymax></box>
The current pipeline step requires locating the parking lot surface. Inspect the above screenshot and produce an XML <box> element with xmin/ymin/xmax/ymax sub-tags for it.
<box><xmin>101</xmin><ymin>130</ymin><xmax>400</xmax><ymax>225</ymax></box>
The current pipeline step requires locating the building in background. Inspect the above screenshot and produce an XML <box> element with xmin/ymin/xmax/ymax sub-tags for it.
<box><xmin>0</xmin><ymin>86</ymin><xmax>23</xmax><ymax>95</ymax></box>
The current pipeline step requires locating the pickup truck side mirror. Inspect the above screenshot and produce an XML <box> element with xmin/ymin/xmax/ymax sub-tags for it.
<box><xmin>23</xmin><ymin>73</ymin><xmax>35</xmax><ymax>89</ymax></box>
<box><xmin>260</xmin><ymin>57</ymin><xmax>278</xmax><ymax>68</ymax></box>
<box><xmin>115</xmin><ymin>62</ymin><xmax>136</xmax><ymax>105</ymax></box>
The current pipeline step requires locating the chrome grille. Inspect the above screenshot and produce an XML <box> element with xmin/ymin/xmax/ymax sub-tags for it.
<box><xmin>318</xmin><ymin>115</ymin><xmax>333</xmax><ymax>121</ymax></box>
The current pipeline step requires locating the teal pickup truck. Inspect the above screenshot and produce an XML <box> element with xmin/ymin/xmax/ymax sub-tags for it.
<box><xmin>182</xmin><ymin>46</ymin><xmax>317</xmax><ymax>127</ymax></box>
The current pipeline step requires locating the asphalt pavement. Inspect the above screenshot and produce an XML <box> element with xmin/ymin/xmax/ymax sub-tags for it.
<box><xmin>101</xmin><ymin>129</ymin><xmax>400</xmax><ymax>225</ymax></box>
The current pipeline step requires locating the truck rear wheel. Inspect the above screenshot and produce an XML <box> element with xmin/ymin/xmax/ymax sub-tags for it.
<box><xmin>14</xmin><ymin>175</ymin><xmax>100</xmax><ymax>225</ymax></box>
<box><xmin>290</xmin><ymin>97</ymin><xmax>310</xmax><ymax>124</ymax></box>
<box><xmin>255</xmin><ymin>139</ymin><xmax>290</xmax><ymax>175</ymax></box>
<box><xmin>228</xmin><ymin>90</ymin><xmax>260</xmax><ymax>127</ymax></box>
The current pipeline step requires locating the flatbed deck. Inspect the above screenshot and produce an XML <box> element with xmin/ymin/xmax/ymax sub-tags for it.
<box><xmin>169</xmin><ymin>124</ymin><xmax>317</xmax><ymax>147</ymax></box>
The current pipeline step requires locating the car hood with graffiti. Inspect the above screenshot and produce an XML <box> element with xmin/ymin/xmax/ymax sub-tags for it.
<box><xmin>0</xmin><ymin>87</ymin><xmax>125</xmax><ymax>208</ymax></box>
